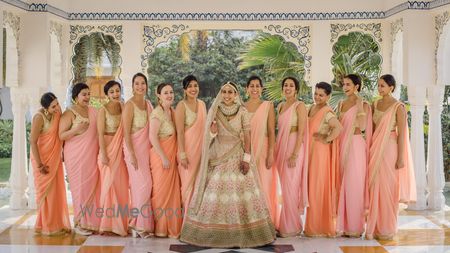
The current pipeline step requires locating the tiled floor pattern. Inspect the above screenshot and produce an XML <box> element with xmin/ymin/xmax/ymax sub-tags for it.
<box><xmin>0</xmin><ymin>205</ymin><xmax>448</xmax><ymax>253</ymax></box>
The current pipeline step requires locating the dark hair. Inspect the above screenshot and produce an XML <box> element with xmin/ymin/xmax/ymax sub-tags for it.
<box><xmin>315</xmin><ymin>82</ymin><xmax>332</xmax><ymax>95</ymax></box>
<box><xmin>104</xmin><ymin>80</ymin><xmax>121</xmax><ymax>95</ymax></box>
<box><xmin>40</xmin><ymin>92</ymin><xmax>57</xmax><ymax>109</ymax></box>
<box><xmin>182</xmin><ymin>75</ymin><xmax>198</xmax><ymax>90</ymax></box>
<box><xmin>246</xmin><ymin>76</ymin><xmax>263</xmax><ymax>88</ymax></box>
<box><xmin>344</xmin><ymin>74</ymin><xmax>362</xmax><ymax>92</ymax></box>
<box><xmin>281</xmin><ymin>77</ymin><xmax>300</xmax><ymax>91</ymax></box>
<box><xmin>71</xmin><ymin>83</ymin><xmax>89</xmax><ymax>101</ymax></box>
<box><xmin>132</xmin><ymin>72</ymin><xmax>148</xmax><ymax>86</ymax></box>
<box><xmin>380</xmin><ymin>74</ymin><xmax>396</xmax><ymax>92</ymax></box>
<box><xmin>156</xmin><ymin>83</ymin><xmax>173</xmax><ymax>95</ymax></box>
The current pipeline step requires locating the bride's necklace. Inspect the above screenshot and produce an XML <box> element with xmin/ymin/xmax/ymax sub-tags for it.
<box><xmin>219</xmin><ymin>102</ymin><xmax>239</xmax><ymax>117</ymax></box>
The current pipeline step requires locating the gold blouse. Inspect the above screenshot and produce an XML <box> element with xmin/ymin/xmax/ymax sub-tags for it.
<box><xmin>290</xmin><ymin>107</ymin><xmax>298</xmax><ymax>127</ymax></box>
<box><xmin>69</xmin><ymin>108</ymin><xmax>89</xmax><ymax>130</ymax></box>
<box><xmin>373</xmin><ymin>107</ymin><xmax>397</xmax><ymax>131</ymax></box>
<box><xmin>131</xmin><ymin>101</ymin><xmax>148</xmax><ymax>133</ymax></box>
<box><xmin>183</xmin><ymin>101</ymin><xmax>197</xmax><ymax>128</ymax></box>
<box><xmin>317</xmin><ymin>112</ymin><xmax>336</xmax><ymax>135</ymax></box>
<box><xmin>104</xmin><ymin>107</ymin><xmax>121</xmax><ymax>133</ymax></box>
<box><xmin>37</xmin><ymin>112</ymin><xmax>52</xmax><ymax>133</ymax></box>
<box><xmin>150</xmin><ymin>106</ymin><xmax>175</xmax><ymax>138</ymax></box>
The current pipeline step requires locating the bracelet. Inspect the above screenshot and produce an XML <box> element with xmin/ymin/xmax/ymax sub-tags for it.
<box><xmin>179</xmin><ymin>152</ymin><xmax>187</xmax><ymax>160</ymax></box>
<box><xmin>357</xmin><ymin>112</ymin><xmax>366</xmax><ymax>116</ymax></box>
<box><xmin>209</xmin><ymin>131</ymin><xmax>217</xmax><ymax>138</ymax></box>
<box><xmin>242</xmin><ymin>153</ymin><xmax>251</xmax><ymax>163</ymax></box>
<box><xmin>290</xmin><ymin>153</ymin><xmax>299</xmax><ymax>158</ymax></box>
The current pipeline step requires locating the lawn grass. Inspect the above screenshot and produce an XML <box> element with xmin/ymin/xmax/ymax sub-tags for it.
<box><xmin>0</xmin><ymin>158</ymin><xmax>11</xmax><ymax>183</ymax></box>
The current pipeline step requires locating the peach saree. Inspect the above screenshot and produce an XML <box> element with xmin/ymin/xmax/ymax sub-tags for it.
<box><xmin>31</xmin><ymin>112</ymin><xmax>71</xmax><ymax>235</ymax></box>
<box><xmin>150</xmin><ymin>107</ymin><xmax>182</xmax><ymax>238</ymax></box>
<box><xmin>304</xmin><ymin>105</ymin><xmax>339</xmax><ymax>237</ymax></box>
<box><xmin>178</xmin><ymin>100</ymin><xmax>206</xmax><ymax>208</ymax></box>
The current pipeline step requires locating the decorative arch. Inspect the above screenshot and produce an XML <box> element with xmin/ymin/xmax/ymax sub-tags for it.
<box><xmin>69</xmin><ymin>25</ymin><xmax>123</xmax><ymax>103</ymax></box>
<box><xmin>329</xmin><ymin>24</ymin><xmax>383</xmax><ymax>104</ymax></box>
<box><xmin>391</xmin><ymin>18</ymin><xmax>403</xmax><ymax>99</ymax></box>
<box><xmin>2</xmin><ymin>11</ymin><xmax>19</xmax><ymax>88</ymax></box>
<box><xmin>49</xmin><ymin>21</ymin><xmax>65</xmax><ymax>102</ymax></box>
<box><xmin>436</xmin><ymin>11</ymin><xmax>450</xmax><ymax>86</ymax></box>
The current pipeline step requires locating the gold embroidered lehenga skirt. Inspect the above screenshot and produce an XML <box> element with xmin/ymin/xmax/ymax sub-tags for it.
<box><xmin>180</xmin><ymin>145</ymin><xmax>276</xmax><ymax>248</ymax></box>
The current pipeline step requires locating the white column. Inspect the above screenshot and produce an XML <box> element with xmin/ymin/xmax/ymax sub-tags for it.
<box><xmin>426</xmin><ymin>85</ymin><xmax>446</xmax><ymax>210</ymax></box>
<box><xmin>406</xmin><ymin>102</ymin><xmax>428</xmax><ymax>210</ymax></box>
<box><xmin>9</xmin><ymin>89</ymin><xmax>28</xmax><ymax>209</ymax></box>
<box><xmin>402</xmin><ymin>11</ymin><xmax>434</xmax><ymax>211</ymax></box>
<box><xmin>122</xmin><ymin>23</ymin><xmax>145</xmax><ymax>100</ymax></box>
<box><xmin>26</xmin><ymin>95</ymin><xmax>40</xmax><ymax>210</ymax></box>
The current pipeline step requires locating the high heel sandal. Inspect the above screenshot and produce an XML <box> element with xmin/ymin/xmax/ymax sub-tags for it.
<box><xmin>74</xmin><ymin>226</ymin><xmax>93</xmax><ymax>236</ymax></box>
<box><xmin>131</xmin><ymin>228</ymin><xmax>151</xmax><ymax>238</ymax></box>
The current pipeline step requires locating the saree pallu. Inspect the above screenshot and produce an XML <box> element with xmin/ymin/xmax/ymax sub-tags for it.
<box><xmin>304</xmin><ymin>106</ymin><xmax>339</xmax><ymax>237</ymax></box>
<box><xmin>64</xmin><ymin>107</ymin><xmax>101</xmax><ymax>231</ymax></box>
<box><xmin>98</xmin><ymin>123</ymin><xmax>129</xmax><ymax>236</ymax></box>
<box><xmin>274</xmin><ymin>101</ymin><xmax>308</xmax><ymax>237</ymax></box>
<box><xmin>366</xmin><ymin>101</ymin><xmax>416</xmax><ymax>239</ymax></box>
<box><xmin>31</xmin><ymin>112</ymin><xmax>71</xmax><ymax>235</ymax></box>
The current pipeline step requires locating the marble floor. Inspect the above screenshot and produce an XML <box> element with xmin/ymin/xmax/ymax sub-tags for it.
<box><xmin>0</xmin><ymin>204</ymin><xmax>448</xmax><ymax>253</ymax></box>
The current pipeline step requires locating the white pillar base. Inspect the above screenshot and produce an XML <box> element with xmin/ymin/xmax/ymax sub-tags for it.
<box><xmin>8</xmin><ymin>91</ymin><xmax>29</xmax><ymax>210</ymax></box>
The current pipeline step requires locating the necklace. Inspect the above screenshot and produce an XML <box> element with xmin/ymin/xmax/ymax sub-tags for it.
<box><xmin>219</xmin><ymin>102</ymin><xmax>239</xmax><ymax>117</ymax></box>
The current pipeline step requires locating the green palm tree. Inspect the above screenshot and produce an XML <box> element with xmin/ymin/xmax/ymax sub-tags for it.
<box><xmin>330</xmin><ymin>32</ymin><xmax>382</xmax><ymax>107</ymax></box>
<box><xmin>238</xmin><ymin>32</ymin><xmax>307</xmax><ymax>101</ymax></box>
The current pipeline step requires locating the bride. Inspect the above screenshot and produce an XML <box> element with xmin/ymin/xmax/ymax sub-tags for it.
<box><xmin>180</xmin><ymin>81</ymin><xmax>276</xmax><ymax>248</ymax></box>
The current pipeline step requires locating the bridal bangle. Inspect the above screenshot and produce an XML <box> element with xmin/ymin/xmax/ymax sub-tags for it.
<box><xmin>242</xmin><ymin>153</ymin><xmax>251</xmax><ymax>163</ymax></box>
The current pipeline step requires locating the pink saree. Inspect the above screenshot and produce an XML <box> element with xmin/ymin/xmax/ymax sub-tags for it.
<box><xmin>336</xmin><ymin>103</ymin><xmax>372</xmax><ymax>236</ymax></box>
<box><xmin>366</xmin><ymin>101</ymin><xmax>416</xmax><ymax>239</ymax></box>
<box><xmin>274</xmin><ymin>101</ymin><xmax>309</xmax><ymax>237</ymax></box>
<box><xmin>63</xmin><ymin>107</ymin><xmax>101</xmax><ymax>231</ymax></box>
<box><xmin>123</xmin><ymin>101</ymin><xmax>154</xmax><ymax>233</ymax></box>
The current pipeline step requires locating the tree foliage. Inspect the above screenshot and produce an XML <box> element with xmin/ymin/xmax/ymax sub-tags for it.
<box><xmin>147</xmin><ymin>30</ymin><xmax>264</xmax><ymax>107</ymax></box>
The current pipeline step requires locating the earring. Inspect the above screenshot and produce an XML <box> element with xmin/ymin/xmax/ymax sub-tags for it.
<box><xmin>44</xmin><ymin>109</ymin><xmax>49</xmax><ymax>116</ymax></box>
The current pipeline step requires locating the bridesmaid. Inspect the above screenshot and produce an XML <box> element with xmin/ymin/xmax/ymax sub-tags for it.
<box><xmin>150</xmin><ymin>83</ymin><xmax>182</xmax><ymax>238</ymax></box>
<box><xmin>304</xmin><ymin>82</ymin><xmax>342</xmax><ymax>237</ymax></box>
<box><xmin>97</xmin><ymin>81</ymin><xmax>129</xmax><ymax>236</ymax></box>
<box><xmin>30</xmin><ymin>92</ymin><xmax>71</xmax><ymax>235</ymax></box>
<box><xmin>336</xmin><ymin>74</ymin><xmax>372</xmax><ymax>237</ymax></box>
<box><xmin>243</xmin><ymin>76</ymin><xmax>278</xmax><ymax>226</ymax></box>
<box><xmin>123</xmin><ymin>73</ymin><xmax>154</xmax><ymax>238</ymax></box>
<box><xmin>274</xmin><ymin>77</ymin><xmax>308</xmax><ymax>237</ymax></box>
<box><xmin>366</xmin><ymin>74</ymin><xmax>416</xmax><ymax>240</ymax></box>
<box><xmin>175</xmin><ymin>75</ymin><xmax>206</xmax><ymax>209</ymax></box>
<box><xmin>59</xmin><ymin>83</ymin><xmax>101</xmax><ymax>235</ymax></box>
